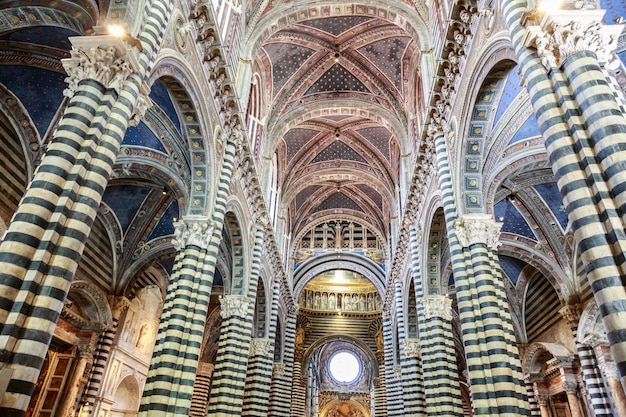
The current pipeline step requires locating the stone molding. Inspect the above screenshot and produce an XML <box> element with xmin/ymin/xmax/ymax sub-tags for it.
<box><xmin>454</xmin><ymin>214</ymin><xmax>502</xmax><ymax>249</ymax></box>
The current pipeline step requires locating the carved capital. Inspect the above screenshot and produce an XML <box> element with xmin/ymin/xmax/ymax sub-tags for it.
<box><xmin>250</xmin><ymin>338</ymin><xmax>272</xmax><ymax>357</ymax></box>
<box><xmin>454</xmin><ymin>214</ymin><xmax>502</xmax><ymax>249</ymax></box>
<box><xmin>524</xmin><ymin>11</ymin><xmax>623</xmax><ymax>69</ymax></box>
<box><xmin>220</xmin><ymin>295</ymin><xmax>253</xmax><ymax>319</ymax></box>
<box><xmin>172</xmin><ymin>216</ymin><xmax>214</xmax><ymax>250</ymax></box>
<box><xmin>109</xmin><ymin>295</ymin><xmax>131</xmax><ymax>318</ymax></box>
<box><xmin>402</xmin><ymin>338</ymin><xmax>421</xmax><ymax>357</ymax></box>
<box><xmin>273</xmin><ymin>362</ymin><xmax>286</xmax><ymax>377</ymax></box>
<box><xmin>129</xmin><ymin>83</ymin><xmax>152</xmax><ymax>127</ymax></box>
<box><xmin>559</xmin><ymin>304</ymin><xmax>581</xmax><ymax>325</ymax></box>
<box><xmin>599</xmin><ymin>360</ymin><xmax>619</xmax><ymax>378</ymax></box>
<box><xmin>61</xmin><ymin>36</ymin><xmax>138</xmax><ymax>97</ymax></box>
<box><xmin>420</xmin><ymin>295</ymin><xmax>453</xmax><ymax>321</ymax></box>
<box><xmin>562</xmin><ymin>378</ymin><xmax>578</xmax><ymax>394</ymax></box>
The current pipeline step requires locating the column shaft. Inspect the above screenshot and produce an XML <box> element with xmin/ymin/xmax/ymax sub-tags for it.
<box><xmin>268</xmin><ymin>312</ymin><xmax>296</xmax><ymax>417</ymax></box>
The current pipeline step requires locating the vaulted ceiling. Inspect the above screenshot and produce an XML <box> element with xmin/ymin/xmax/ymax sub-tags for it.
<box><xmin>253</xmin><ymin>10</ymin><xmax>424</xmax><ymax>244</ymax></box>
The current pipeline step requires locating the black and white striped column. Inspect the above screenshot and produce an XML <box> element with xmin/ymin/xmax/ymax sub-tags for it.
<box><xmin>500</xmin><ymin>0</ymin><xmax>626</xmax><ymax>391</ymax></box>
<box><xmin>0</xmin><ymin>2</ymin><xmax>173</xmax><ymax>415</ymax></box>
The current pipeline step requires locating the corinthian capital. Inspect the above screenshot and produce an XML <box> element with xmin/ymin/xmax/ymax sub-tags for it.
<box><xmin>523</xmin><ymin>11</ymin><xmax>623</xmax><ymax>69</ymax></box>
<box><xmin>402</xmin><ymin>338</ymin><xmax>421</xmax><ymax>357</ymax></box>
<box><xmin>250</xmin><ymin>338</ymin><xmax>272</xmax><ymax>357</ymax></box>
<box><xmin>454</xmin><ymin>214</ymin><xmax>502</xmax><ymax>249</ymax></box>
<box><xmin>420</xmin><ymin>295</ymin><xmax>453</xmax><ymax>321</ymax></box>
<box><xmin>61</xmin><ymin>35</ymin><xmax>139</xmax><ymax>97</ymax></box>
<box><xmin>220</xmin><ymin>295</ymin><xmax>253</xmax><ymax>319</ymax></box>
<box><xmin>172</xmin><ymin>216</ymin><xmax>214</xmax><ymax>250</ymax></box>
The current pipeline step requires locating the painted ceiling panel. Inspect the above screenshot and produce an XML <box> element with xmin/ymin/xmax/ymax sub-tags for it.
<box><xmin>299</xmin><ymin>16</ymin><xmax>373</xmax><ymax>36</ymax></box>
<box><xmin>311</xmin><ymin>140</ymin><xmax>366</xmax><ymax>164</ymax></box>
<box><xmin>357</xmin><ymin>36</ymin><xmax>410</xmax><ymax>90</ymax></box>
<box><xmin>148</xmin><ymin>200</ymin><xmax>179</xmax><ymax>241</ymax></box>
<box><xmin>264</xmin><ymin>43</ymin><xmax>316</xmax><ymax>93</ymax></box>
<box><xmin>533</xmin><ymin>182</ymin><xmax>569</xmax><ymax>230</ymax></box>
<box><xmin>508</xmin><ymin>112</ymin><xmax>540</xmax><ymax>145</ymax></box>
<box><xmin>296</xmin><ymin>185</ymin><xmax>322</xmax><ymax>210</ymax></box>
<box><xmin>355</xmin><ymin>126</ymin><xmax>392</xmax><ymax>160</ymax></box>
<box><xmin>494</xmin><ymin>66</ymin><xmax>523</xmax><ymax>126</ymax></box>
<box><xmin>494</xmin><ymin>199</ymin><xmax>537</xmax><ymax>240</ymax></box>
<box><xmin>322</xmin><ymin>115</ymin><xmax>353</xmax><ymax>122</ymax></box>
<box><xmin>0</xmin><ymin>26</ymin><xmax>78</xmax><ymax>49</ymax></box>
<box><xmin>150</xmin><ymin>79</ymin><xmax>181</xmax><ymax>134</ymax></box>
<box><xmin>122</xmin><ymin>121</ymin><xmax>168</xmax><ymax>154</ymax></box>
<box><xmin>103</xmin><ymin>185</ymin><xmax>151</xmax><ymax>233</ymax></box>
<box><xmin>0</xmin><ymin>65</ymin><xmax>65</xmax><ymax>138</ymax></box>
<box><xmin>355</xmin><ymin>184</ymin><xmax>383</xmax><ymax>211</ymax></box>
<box><xmin>305</xmin><ymin>64</ymin><xmax>370</xmax><ymax>95</ymax></box>
<box><xmin>314</xmin><ymin>192</ymin><xmax>363</xmax><ymax>213</ymax></box>
<box><xmin>285</xmin><ymin>128</ymin><xmax>320</xmax><ymax>163</ymax></box>
<box><xmin>499</xmin><ymin>255</ymin><xmax>527</xmax><ymax>285</ymax></box>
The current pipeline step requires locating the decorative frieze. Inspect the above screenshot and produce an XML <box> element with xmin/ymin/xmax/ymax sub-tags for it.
<box><xmin>454</xmin><ymin>214</ymin><xmax>502</xmax><ymax>249</ymax></box>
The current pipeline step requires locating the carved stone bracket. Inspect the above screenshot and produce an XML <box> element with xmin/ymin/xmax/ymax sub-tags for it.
<box><xmin>420</xmin><ymin>295</ymin><xmax>453</xmax><ymax>321</ymax></box>
<box><xmin>454</xmin><ymin>214</ymin><xmax>502</xmax><ymax>249</ymax></box>
<box><xmin>220</xmin><ymin>294</ymin><xmax>253</xmax><ymax>319</ymax></box>
<box><xmin>61</xmin><ymin>35</ymin><xmax>139</xmax><ymax>97</ymax></box>
<box><xmin>172</xmin><ymin>216</ymin><xmax>214</xmax><ymax>250</ymax></box>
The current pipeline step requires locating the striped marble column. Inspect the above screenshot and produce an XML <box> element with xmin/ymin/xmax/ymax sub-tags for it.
<box><xmin>206</xmin><ymin>295</ymin><xmax>255</xmax><ymax>416</ymax></box>
<box><xmin>400</xmin><ymin>339</ymin><xmax>424</xmax><ymax>416</ymax></box>
<box><xmin>382</xmin><ymin>312</ymin><xmax>403</xmax><ymax>417</ymax></box>
<box><xmin>433</xmin><ymin>130</ymin><xmax>529</xmax><ymax>416</ymax></box>
<box><xmin>207</xmin><ymin>224</ymin><xmax>265</xmax><ymax>416</ymax></box>
<box><xmin>140</xmin><ymin>125</ymin><xmax>242</xmax><ymax>416</ymax></box>
<box><xmin>420</xmin><ymin>295</ymin><xmax>464</xmax><ymax>417</ymax></box>
<box><xmin>524</xmin><ymin>377</ymin><xmax>541</xmax><ymax>417</ymax></box>
<box><xmin>290</xmin><ymin>353</ymin><xmax>306</xmax><ymax>417</ymax></box>
<box><xmin>242</xmin><ymin>280</ymin><xmax>281</xmax><ymax>417</ymax></box>
<box><xmin>140</xmin><ymin>217</ymin><xmax>217</xmax><ymax>416</ymax></box>
<box><xmin>0</xmin><ymin>3</ymin><xmax>173</xmax><ymax>415</ymax></box>
<box><xmin>374</xmin><ymin>359</ymin><xmax>388</xmax><ymax>417</ymax></box>
<box><xmin>500</xmin><ymin>0</ymin><xmax>626</xmax><ymax>390</ymax></box>
<box><xmin>269</xmin><ymin>310</ymin><xmax>297</xmax><ymax>417</ymax></box>
<box><xmin>189</xmin><ymin>362</ymin><xmax>214</xmax><ymax>417</ymax></box>
<box><xmin>79</xmin><ymin>296</ymin><xmax>130</xmax><ymax>417</ymax></box>
<box><xmin>560</xmin><ymin>305</ymin><xmax>613</xmax><ymax>417</ymax></box>
<box><xmin>407</xmin><ymin>226</ymin><xmax>427</xmax><ymax>415</ymax></box>
<box><xmin>389</xmin><ymin>282</ymin><xmax>406</xmax><ymax>417</ymax></box>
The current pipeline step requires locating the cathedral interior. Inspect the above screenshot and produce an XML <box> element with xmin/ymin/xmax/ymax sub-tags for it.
<box><xmin>0</xmin><ymin>0</ymin><xmax>626</xmax><ymax>417</ymax></box>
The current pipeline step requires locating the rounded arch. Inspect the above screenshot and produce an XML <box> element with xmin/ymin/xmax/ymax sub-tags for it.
<box><xmin>320</xmin><ymin>400</ymin><xmax>371</xmax><ymax>417</ymax></box>
<box><xmin>522</xmin><ymin>342</ymin><xmax>575</xmax><ymax>376</ymax></box>
<box><xmin>111</xmin><ymin>375</ymin><xmax>141</xmax><ymax>416</ymax></box>
<box><xmin>147</xmin><ymin>56</ymin><xmax>218</xmax><ymax>217</ymax></box>
<box><xmin>301</xmin><ymin>334</ymin><xmax>379</xmax><ymax>379</ymax></box>
<box><xmin>223</xmin><ymin>209</ymin><xmax>248</xmax><ymax>296</ymax></box>
<box><xmin>293</xmin><ymin>253</ymin><xmax>387</xmax><ymax>299</ymax></box>
<box><xmin>577</xmin><ymin>301</ymin><xmax>607</xmax><ymax>344</ymax></box>
<box><xmin>65</xmin><ymin>280</ymin><xmax>113</xmax><ymax>329</ymax></box>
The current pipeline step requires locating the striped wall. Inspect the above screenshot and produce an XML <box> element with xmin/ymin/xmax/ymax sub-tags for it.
<box><xmin>0</xmin><ymin>109</ymin><xmax>28</xmax><ymax>226</ymax></box>
<box><xmin>407</xmin><ymin>227</ymin><xmax>426</xmax><ymax>415</ymax></box>
<box><xmin>500</xmin><ymin>0</ymin><xmax>626</xmax><ymax>388</ymax></box>
<box><xmin>382</xmin><ymin>313</ymin><xmax>403</xmax><ymax>417</ymax></box>
<box><xmin>524</xmin><ymin>275</ymin><xmax>561</xmax><ymax>340</ymax></box>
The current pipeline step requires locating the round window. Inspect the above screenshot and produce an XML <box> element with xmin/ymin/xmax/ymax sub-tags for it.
<box><xmin>328</xmin><ymin>350</ymin><xmax>361</xmax><ymax>383</ymax></box>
